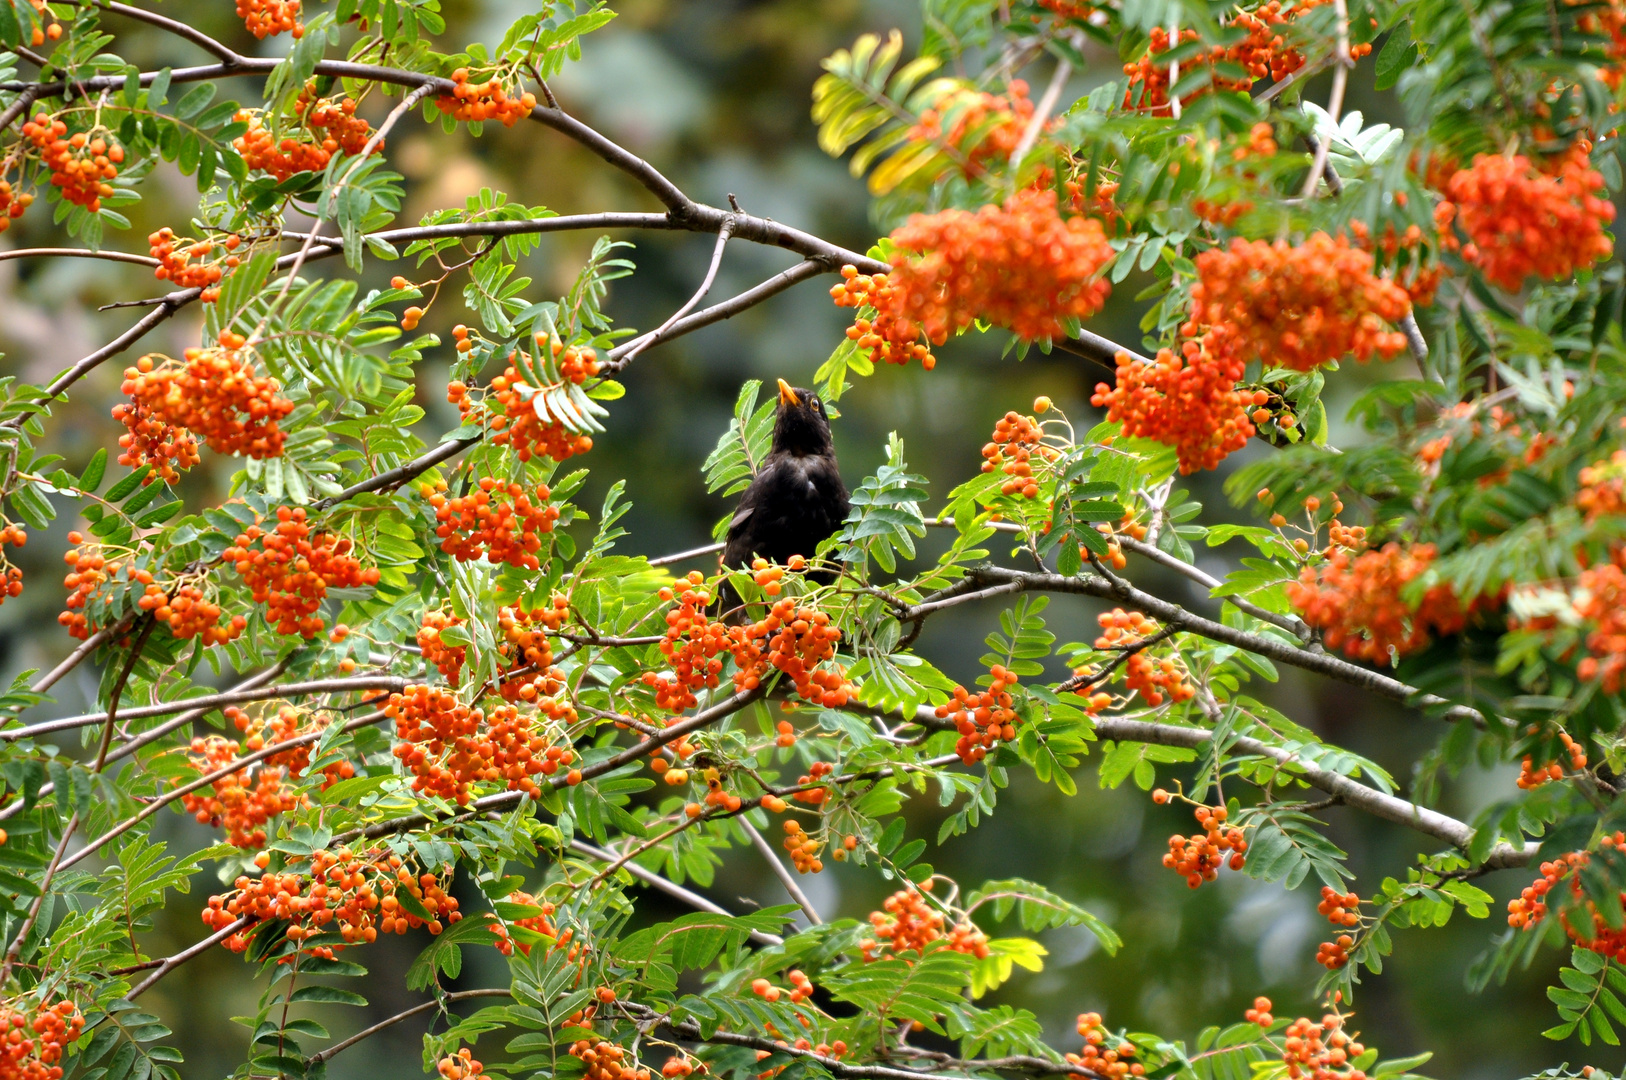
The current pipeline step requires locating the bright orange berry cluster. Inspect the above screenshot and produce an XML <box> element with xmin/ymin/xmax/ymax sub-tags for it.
<box><xmin>21</xmin><ymin>115</ymin><xmax>122</xmax><ymax>212</ymax></box>
<box><xmin>1575</xmin><ymin>548</ymin><xmax>1626</xmax><ymax>693</ymax></box>
<box><xmin>0</xmin><ymin>176</ymin><xmax>35</xmax><ymax>233</ymax></box>
<box><xmin>1161</xmin><ymin>804</ymin><xmax>1247</xmax><ymax>887</ymax></box>
<box><xmin>1286</xmin><ymin>542</ymin><xmax>1467</xmax><ymax>663</ymax></box>
<box><xmin>1066</xmin><ymin>1013</ymin><xmax>1144</xmax><ymax>1080</ymax></box>
<box><xmin>386</xmin><ymin>684</ymin><xmax>576</xmax><ymax>804</ymax></box>
<box><xmin>750</xmin><ymin>970</ymin><xmax>814</xmax><ymax>1004</ymax></box>
<box><xmin>1443</xmin><ymin>144</ymin><xmax>1615</xmax><ymax>291</ymax></box>
<box><xmin>791</xmin><ymin>760</ymin><xmax>834</xmax><ymax>807</ymax></box>
<box><xmin>0</xmin><ymin>525</ymin><xmax>23</xmax><ymax>608</ymax></box>
<box><xmin>0</xmin><ymin>999</ymin><xmax>85</xmax><ymax>1080</ymax></box>
<box><xmin>859</xmin><ymin>887</ymin><xmax>990</xmax><ymax>960</ymax></box>
<box><xmin>58</xmin><ymin>536</ymin><xmax>120</xmax><ymax>639</ymax></box>
<box><xmin>120</xmin><ymin>336</ymin><xmax>294</xmax><ymax>460</ymax></box>
<box><xmin>1577</xmin><ymin>450</ymin><xmax>1626</xmax><ymax>521</ymax></box>
<box><xmin>149</xmin><ymin>228</ymin><xmax>243</xmax><ymax>301</ymax></box>
<box><xmin>427</xmin><ymin>478</ymin><xmax>558</xmax><ymax>569</ymax></box>
<box><xmin>449</xmin><ymin>356</ymin><xmax>599</xmax><ymax>464</ymax></box>
<box><xmin>178</xmin><ymin>735</ymin><xmax>300</xmax><ymax>849</ymax></box>
<box><xmin>1095</xmin><ymin>609</ymin><xmax>1194</xmax><ymax>705</ymax></box>
<box><xmin>138</xmin><ymin>581</ymin><xmax>245</xmax><ymax>645</ymax></box>
<box><xmin>437</xmin><ymin>1050</ymin><xmax>484</xmax><ymax>1079</ymax></box>
<box><xmin>1280</xmin><ymin>1012</ymin><xmax>1367</xmax><ymax>1080</ymax></box>
<box><xmin>906</xmin><ymin>80</ymin><xmax>1041</xmax><ymax>177</ymax></box>
<box><xmin>830</xmin><ymin>266</ymin><xmax>938</xmax><ymax>369</ymax></box>
<box><xmin>236</xmin><ymin>0</ymin><xmax>302</xmax><ymax>37</ymax></box>
<box><xmin>781</xmin><ymin>820</ymin><xmax>824</xmax><ymax>874</ymax></box>
<box><xmin>662</xmin><ymin>1055</ymin><xmax>707</xmax><ymax>1079</ymax></box>
<box><xmin>882</xmin><ymin>187</ymin><xmax>1115</xmax><ymax>346</ymax></box>
<box><xmin>1185</xmin><ymin>233</ymin><xmax>1412</xmax><ymax>373</ymax></box>
<box><xmin>1245</xmin><ymin>996</ymin><xmax>1275</xmax><ymax>1026</ymax></box>
<box><xmin>487</xmin><ymin>889</ymin><xmax>563</xmax><ymax>957</ymax></box>
<box><xmin>203</xmin><ymin>847</ymin><xmax>461</xmax><ymax>956</ymax></box>
<box><xmin>1517</xmin><ymin>730</ymin><xmax>1587</xmax><ymax>789</ymax></box>
<box><xmin>1505</xmin><ymin>837</ymin><xmax>1626</xmax><ymax>962</ymax></box>
<box><xmin>1318</xmin><ymin>886</ymin><xmax>1361</xmax><ymax>928</ymax></box>
<box><xmin>111</xmin><ymin>396</ymin><xmax>200</xmax><ymax>485</ymax></box>
<box><xmin>935</xmin><ymin>663</ymin><xmax>1020</xmax><ymax>765</ymax></box>
<box><xmin>1092</xmin><ymin>343</ymin><xmax>1255</xmax><ymax>475</ymax></box>
<box><xmin>981</xmin><ymin>411</ymin><xmax>1048</xmax><ymax>497</ymax></box>
<box><xmin>645</xmin><ymin>574</ymin><xmax>731</xmax><ymax>711</ymax></box>
<box><xmin>234</xmin><ymin>93</ymin><xmax>376</xmax><ymax>181</ymax></box>
<box><xmin>436</xmin><ymin>69</ymin><xmax>538</xmax><ymax>126</ymax></box>
<box><xmin>418</xmin><ymin>610</ymin><xmax>468</xmax><ymax>683</ymax></box>
<box><xmin>569</xmin><ymin>1038</ymin><xmax>651</xmax><ymax>1080</ymax></box>
<box><xmin>227</xmin><ymin>507</ymin><xmax>379</xmax><ymax>638</ymax></box>
<box><xmin>1315</xmin><ymin>935</ymin><xmax>1353</xmax><ymax>970</ymax></box>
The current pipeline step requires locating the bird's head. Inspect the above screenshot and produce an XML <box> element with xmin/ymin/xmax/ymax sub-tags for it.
<box><xmin>772</xmin><ymin>379</ymin><xmax>834</xmax><ymax>457</ymax></box>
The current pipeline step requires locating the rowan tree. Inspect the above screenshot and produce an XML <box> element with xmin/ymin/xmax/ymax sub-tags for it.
<box><xmin>0</xmin><ymin>0</ymin><xmax>1620</xmax><ymax>1079</ymax></box>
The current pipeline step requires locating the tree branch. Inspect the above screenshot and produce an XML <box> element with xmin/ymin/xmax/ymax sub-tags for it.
<box><xmin>740</xmin><ymin>818</ymin><xmax>822</xmax><ymax>925</ymax></box>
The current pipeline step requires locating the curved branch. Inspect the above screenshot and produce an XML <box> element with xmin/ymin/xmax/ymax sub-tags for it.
<box><xmin>0</xmin><ymin>247</ymin><xmax>161</xmax><ymax>268</ymax></box>
<box><xmin>615</xmin><ymin>217</ymin><xmax>735</xmax><ymax>367</ymax></box>
<box><xmin>308</xmin><ymin>989</ymin><xmax>513</xmax><ymax>1064</ymax></box>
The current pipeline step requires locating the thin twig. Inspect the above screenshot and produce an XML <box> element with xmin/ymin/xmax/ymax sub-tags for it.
<box><xmin>646</xmin><ymin>541</ymin><xmax>725</xmax><ymax>568</ymax></box>
<box><xmin>126</xmin><ymin>917</ymin><xmax>254</xmax><ymax>999</ymax></box>
<box><xmin>308</xmin><ymin>989</ymin><xmax>513</xmax><ymax>1063</ymax></box>
<box><xmin>1300</xmin><ymin>0</ymin><xmax>1352</xmax><ymax>199</ymax></box>
<box><xmin>567</xmin><ymin>839</ymin><xmax>784</xmax><ymax>944</ymax></box>
<box><xmin>739</xmin><ymin>818</ymin><xmax>821</xmax><ymax>924</ymax></box>
<box><xmin>1008</xmin><ymin>57</ymin><xmax>1070</xmax><ymax>172</ymax></box>
<box><xmin>616</xmin><ymin>218</ymin><xmax>736</xmax><ymax>366</ymax></box>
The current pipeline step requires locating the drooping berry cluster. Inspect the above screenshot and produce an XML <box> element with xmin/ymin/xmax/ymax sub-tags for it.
<box><xmin>1185</xmin><ymin>233</ymin><xmax>1412</xmax><ymax>373</ymax></box>
<box><xmin>935</xmin><ymin>664</ymin><xmax>1021</xmax><ymax>766</ymax></box>
<box><xmin>1279</xmin><ymin>1012</ymin><xmax>1367</xmax><ymax>1080</ymax></box>
<box><xmin>1442</xmin><ymin>145</ymin><xmax>1615</xmax><ymax>291</ymax></box>
<box><xmin>0</xmin><ymin>999</ymin><xmax>85</xmax><ymax>1080</ymax></box>
<box><xmin>149</xmin><ymin>228</ymin><xmax>243</xmax><ymax>301</ymax></box>
<box><xmin>437</xmin><ymin>70</ymin><xmax>538</xmax><ymax>126</ymax></box>
<box><xmin>227</xmin><ymin>507</ymin><xmax>379</xmax><ymax>638</ymax></box>
<box><xmin>58</xmin><ymin>535</ymin><xmax>122</xmax><ymax>639</ymax></box>
<box><xmin>1575</xmin><ymin>549</ymin><xmax>1626</xmax><ymax>693</ymax></box>
<box><xmin>437</xmin><ymin>1051</ymin><xmax>484</xmax><ymax>1079</ymax></box>
<box><xmin>179</xmin><ymin>734</ymin><xmax>300</xmax><ymax>848</ymax></box>
<box><xmin>138</xmin><ymin>580</ymin><xmax>245</xmax><ymax>645</ymax></box>
<box><xmin>386</xmin><ymin>684</ymin><xmax>576</xmax><ymax>804</ymax></box>
<box><xmin>21</xmin><ymin>115</ymin><xmax>123</xmax><ymax>212</ymax></box>
<box><xmin>1517</xmin><ymin>730</ymin><xmax>1588</xmax><ymax>789</ymax></box>
<box><xmin>234</xmin><ymin>87</ymin><xmax>375</xmax><ymax>181</ymax></box>
<box><xmin>0</xmin><ymin>525</ymin><xmax>24</xmax><ymax>609</ymax></box>
<box><xmin>644</xmin><ymin>574</ymin><xmax>731</xmax><ymax>712</ymax></box>
<box><xmin>1092</xmin><ymin>344</ymin><xmax>1256</xmax><ymax>475</ymax></box>
<box><xmin>1158</xmin><ymin>803</ymin><xmax>1247</xmax><ymax>888</ymax></box>
<box><xmin>449</xmin><ymin>352</ymin><xmax>599</xmax><ymax>464</ymax></box>
<box><xmin>1066</xmin><ymin>1013</ymin><xmax>1144</xmax><ymax>1080</ymax></box>
<box><xmin>906</xmin><ymin>80</ymin><xmax>1042</xmax><ymax>177</ymax></box>
<box><xmin>111</xmin><ymin>397</ymin><xmax>200</xmax><ymax>486</ymax></box>
<box><xmin>120</xmin><ymin>336</ymin><xmax>294</xmax><ymax>460</ymax></box>
<box><xmin>1314</xmin><ymin>887</ymin><xmax>1362</xmax><ymax>969</ymax></box>
<box><xmin>867</xmin><ymin>188</ymin><xmax>1115</xmax><ymax>348</ymax></box>
<box><xmin>981</xmin><ymin>411</ymin><xmax>1049</xmax><ymax>498</ymax></box>
<box><xmin>859</xmin><ymin>886</ymin><xmax>991</xmax><ymax>960</ymax></box>
<box><xmin>0</xmin><ymin>175</ymin><xmax>34</xmax><ymax>234</ymax></box>
<box><xmin>1286</xmin><ymin>543</ymin><xmax>1467</xmax><ymax>663</ymax></box>
<box><xmin>487</xmin><ymin>890</ymin><xmax>565</xmax><ymax>957</ymax></box>
<box><xmin>237</xmin><ymin>0</ymin><xmax>302</xmax><ymax>38</ymax></box>
<box><xmin>781</xmin><ymin>820</ymin><xmax>824</xmax><ymax>874</ymax></box>
<box><xmin>568</xmin><ymin>1038</ymin><xmax>652</xmax><ymax>1080</ymax></box>
<box><xmin>1094</xmin><ymin>609</ymin><xmax>1194</xmax><ymax>706</ymax></box>
<box><xmin>203</xmin><ymin>848</ymin><xmax>462</xmax><ymax>956</ymax></box>
<box><xmin>427</xmin><ymin>477</ymin><xmax>559</xmax><ymax>569</ymax></box>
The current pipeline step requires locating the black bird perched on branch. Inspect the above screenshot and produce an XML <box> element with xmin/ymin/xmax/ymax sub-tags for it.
<box><xmin>719</xmin><ymin>380</ymin><xmax>849</xmax><ymax>610</ymax></box>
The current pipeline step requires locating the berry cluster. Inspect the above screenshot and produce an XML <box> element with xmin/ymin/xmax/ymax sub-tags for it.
<box><xmin>58</xmin><ymin>536</ymin><xmax>123</xmax><ymax>639</ymax></box>
<box><xmin>662</xmin><ymin>1055</ymin><xmax>708</xmax><ymax>1079</ymax></box>
<box><xmin>0</xmin><ymin>526</ymin><xmax>24</xmax><ymax>608</ymax></box>
<box><xmin>1280</xmin><ymin>1012</ymin><xmax>1368</xmax><ymax>1080</ymax></box>
<box><xmin>1286</xmin><ymin>543</ymin><xmax>1468</xmax><ymax>663</ymax></box>
<box><xmin>149</xmin><ymin>228</ymin><xmax>243</xmax><ymax>301</ymax></box>
<box><xmin>750</xmin><ymin>970</ymin><xmax>814</xmax><ymax>1004</ymax></box>
<box><xmin>21</xmin><ymin>115</ymin><xmax>123</xmax><ymax>212</ymax></box>
<box><xmin>1158</xmin><ymin>803</ymin><xmax>1247</xmax><ymax>887</ymax></box>
<box><xmin>1506</xmin><ymin>837</ymin><xmax>1626</xmax><ymax>962</ymax></box>
<box><xmin>449</xmin><ymin>352</ymin><xmax>599</xmax><ymax>463</ymax></box>
<box><xmin>829</xmin><ymin>267</ymin><xmax>938</xmax><ymax>369</ymax></box>
<box><xmin>203</xmin><ymin>848</ymin><xmax>462</xmax><ymax>956</ymax></box>
<box><xmin>1317</xmin><ymin>886</ymin><xmax>1361</xmax><ymax>928</ymax></box>
<box><xmin>386</xmin><ymin>685</ymin><xmax>576</xmax><ymax>804</ymax></box>
<box><xmin>487</xmin><ymin>889</ymin><xmax>564</xmax><ymax>957</ymax></box>
<box><xmin>1095</xmin><ymin>609</ymin><xmax>1193</xmax><ymax>706</ymax></box>
<box><xmin>781</xmin><ymin>820</ymin><xmax>824</xmax><ymax>874</ymax></box>
<box><xmin>644</xmin><ymin>574</ymin><xmax>731</xmax><ymax>711</ymax></box>
<box><xmin>906</xmin><ymin>80</ymin><xmax>1042</xmax><ymax>177</ymax></box>
<box><xmin>1315</xmin><ymin>934</ymin><xmax>1353</xmax><ymax>970</ymax></box>
<box><xmin>138</xmin><ymin>581</ymin><xmax>245</xmax><ymax>645</ymax></box>
<box><xmin>234</xmin><ymin>87</ymin><xmax>375</xmax><ymax>181</ymax></box>
<box><xmin>228</xmin><ymin>507</ymin><xmax>379</xmax><ymax>638</ymax></box>
<box><xmin>883</xmin><ymin>188</ymin><xmax>1115</xmax><ymax>346</ymax></box>
<box><xmin>1185</xmin><ymin>233</ymin><xmax>1412</xmax><ymax>373</ymax></box>
<box><xmin>418</xmin><ymin>610</ymin><xmax>468</xmax><ymax>683</ymax></box>
<box><xmin>569</xmin><ymin>1037</ymin><xmax>652</xmax><ymax>1080</ymax></box>
<box><xmin>859</xmin><ymin>887</ymin><xmax>991</xmax><ymax>960</ymax></box>
<box><xmin>1346</xmin><ymin>218</ymin><xmax>1446</xmax><ymax>307</ymax></box>
<box><xmin>1066</xmin><ymin>1013</ymin><xmax>1144</xmax><ymax>1080</ymax></box>
<box><xmin>981</xmin><ymin>411</ymin><xmax>1051</xmax><ymax>498</ymax></box>
<box><xmin>1517</xmin><ymin>730</ymin><xmax>1588</xmax><ymax>789</ymax></box>
<box><xmin>935</xmin><ymin>664</ymin><xmax>1020</xmax><ymax>765</ymax></box>
<box><xmin>1578</xmin><ymin>450</ymin><xmax>1626</xmax><ymax>521</ymax></box>
<box><xmin>120</xmin><ymin>337</ymin><xmax>294</xmax><ymax>459</ymax></box>
<box><xmin>436</xmin><ymin>70</ymin><xmax>538</xmax><ymax>126</ymax></box>
<box><xmin>437</xmin><ymin>1051</ymin><xmax>484</xmax><ymax>1080</ymax></box>
<box><xmin>0</xmin><ymin>999</ymin><xmax>85</xmax><ymax>1080</ymax></box>
<box><xmin>111</xmin><ymin>397</ymin><xmax>200</xmax><ymax>485</ymax></box>
<box><xmin>0</xmin><ymin>176</ymin><xmax>34</xmax><ymax>234</ymax></box>
<box><xmin>427</xmin><ymin>478</ymin><xmax>559</xmax><ymax>569</ymax></box>
<box><xmin>237</xmin><ymin>0</ymin><xmax>302</xmax><ymax>38</ymax></box>
<box><xmin>1442</xmin><ymin>145</ymin><xmax>1615</xmax><ymax>291</ymax></box>
<box><xmin>1092</xmin><ymin>344</ymin><xmax>1255</xmax><ymax>475</ymax></box>
<box><xmin>1245</xmin><ymin>997</ymin><xmax>1275</xmax><ymax>1026</ymax></box>
<box><xmin>179</xmin><ymin>734</ymin><xmax>300</xmax><ymax>848</ymax></box>
<box><xmin>1575</xmin><ymin>549</ymin><xmax>1626</xmax><ymax>693</ymax></box>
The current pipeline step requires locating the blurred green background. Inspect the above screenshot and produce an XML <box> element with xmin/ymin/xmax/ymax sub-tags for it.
<box><xmin>0</xmin><ymin>1</ymin><xmax>1603</xmax><ymax>1077</ymax></box>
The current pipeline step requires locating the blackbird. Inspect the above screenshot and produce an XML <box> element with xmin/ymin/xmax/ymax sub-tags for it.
<box><xmin>719</xmin><ymin>380</ymin><xmax>850</xmax><ymax>610</ymax></box>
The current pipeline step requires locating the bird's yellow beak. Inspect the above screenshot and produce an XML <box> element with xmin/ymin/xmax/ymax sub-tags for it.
<box><xmin>777</xmin><ymin>379</ymin><xmax>800</xmax><ymax>407</ymax></box>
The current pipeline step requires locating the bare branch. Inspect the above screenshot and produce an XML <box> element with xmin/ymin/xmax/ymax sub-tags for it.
<box><xmin>308</xmin><ymin>989</ymin><xmax>513</xmax><ymax>1064</ymax></box>
<box><xmin>646</xmin><ymin>541</ymin><xmax>725</xmax><ymax>568</ymax></box>
<box><xmin>617</xmin><ymin>217</ymin><xmax>736</xmax><ymax>367</ymax></box>
<box><xmin>127</xmin><ymin>917</ymin><xmax>254</xmax><ymax>1000</ymax></box>
<box><xmin>0</xmin><ymin>247</ymin><xmax>160</xmax><ymax>268</ymax></box>
<box><xmin>568</xmin><ymin>839</ymin><xmax>784</xmax><ymax>945</ymax></box>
